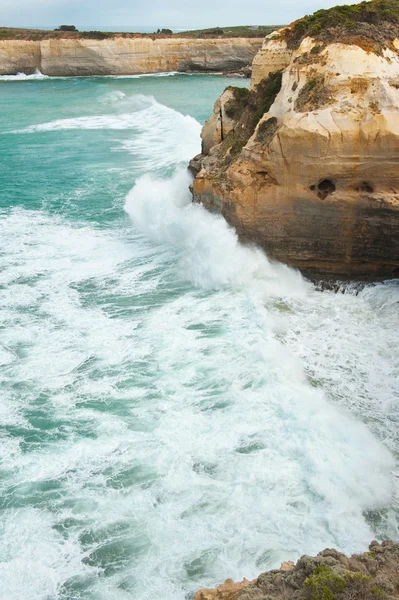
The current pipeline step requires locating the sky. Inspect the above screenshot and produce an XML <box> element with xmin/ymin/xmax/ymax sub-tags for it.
<box><xmin>0</xmin><ymin>0</ymin><xmax>359</xmax><ymax>30</ymax></box>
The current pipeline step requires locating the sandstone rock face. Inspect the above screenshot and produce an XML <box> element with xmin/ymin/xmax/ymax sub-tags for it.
<box><xmin>250</xmin><ymin>33</ymin><xmax>292</xmax><ymax>88</ymax></box>
<box><xmin>201</xmin><ymin>88</ymin><xmax>237</xmax><ymax>154</ymax></box>
<box><xmin>193</xmin><ymin>541</ymin><xmax>399</xmax><ymax>600</ymax></box>
<box><xmin>0</xmin><ymin>41</ymin><xmax>41</xmax><ymax>75</ymax></box>
<box><xmin>0</xmin><ymin>38</ymin><xmax>262</xmax><ymax>76</ymax></box>
<box><xmin>193</xmin><ymin>578</ymin><xmax>254</xmax><ymax>600</ymax></box>
<box><xmin>192</xmin><ymin>35</ymin><xmax>399</xmax><ymax>279</ymax></box>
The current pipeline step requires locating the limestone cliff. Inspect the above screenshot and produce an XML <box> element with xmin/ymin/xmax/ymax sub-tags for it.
<box><xmin>0</xmin><ymin>38</ymin><xmax>262</xmax><ymax>76</ymax></box>
<box><xmin>194</xmin><ymin>540</ymin><xmax>399</xmax><ymax>600</ymax></box>
<box><xmin>191</xmin><ymin>3</ymin><xmax>399</xmax><ymax>279</ymax></box>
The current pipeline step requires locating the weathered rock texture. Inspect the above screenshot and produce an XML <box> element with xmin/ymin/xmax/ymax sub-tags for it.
<box><xmin>194</xmin><ymin>540</ymin><xmax>399</xmax><ymax>599</ymax></box>
<box><xmin>191</xmin><ymin>31</ymin><xmax>399</xmax><ymax>279</ymax></box>
<box><xmin>251</xmin><ymin>33</ymin><xmax>292</xmax><ymax>88</ymax></box>
<box><xmin>201</xmin><ymin>88</ymin><xmax>238</xmax><ymax>154</ymax></box>
<box><xmin>0</xmin><ymin>38</ymin><xmax>262</xmax><ymax>76</ymax></box>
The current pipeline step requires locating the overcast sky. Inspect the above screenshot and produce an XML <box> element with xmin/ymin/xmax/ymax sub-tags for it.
<box><xmin>0</xmin><ymin>0</ymin><xmax>359</xmax><ymax>30</ymax></box>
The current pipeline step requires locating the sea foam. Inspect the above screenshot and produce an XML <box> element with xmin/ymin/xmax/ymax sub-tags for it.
<box><xmin>1</xmin><ymin>83</ymin><xmax>398</xmax><ymax>600</ymax></box>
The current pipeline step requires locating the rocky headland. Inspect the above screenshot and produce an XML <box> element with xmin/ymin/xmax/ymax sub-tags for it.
<box><xmin>0</xmin><ymin>37</ymin><xmax>263</xmax><ymax>76</ymax></box>
<box><xmin>194</xmin><ymin>540</ymin><xmax>399</xmax><ymax>599</ymax></box>
<box><xmin>190</xmin><ymin>0</ymin><xmax>399</xmax><ymax>279</ymax></box>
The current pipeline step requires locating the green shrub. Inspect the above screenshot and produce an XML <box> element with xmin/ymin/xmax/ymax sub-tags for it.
<box><xmin>218</xmin><ymin>70</ymin><xmax>283</xmax><ymax>165</ymax></box>
<box><xmin>256</xmin><ymin>116</ymin><xmax>279</xmax><ymax>143</ymax></box>
<box><xmin>81</xmin><ymin>30</ymin><xmax>109</xmax><ymax>39</ymax></box>
<box><xmin>230</xmin><ymin>138</ymin><xmax>247</xmax><ymax>155</ymax></box>
<box><xmin>282</xmin><ymin>0</ymin><xmax>399</xmax><ymax>52</ymax></box>
<box><xmin>295</xmin><ymin>76</ymin><xmax>333</xmax><ymax>111</ymax></box>
<box><xmin>256</xmin><ymin>70</ymin><xmax>283</xmax><ymax>114</ymax></box>
<box><xmin>304</xmin><ymin>566</ymin><xmax>346</xmax><ymax>600</ymax></box>
<box><xmin>311</xmin><ymin>44</ymin><xmax>322</xmax><ymax>53</ymax></box>
<box><xmin>224</xmin><ymin>87</ymin><xmax>251</xmax><ymax>118</ymax></box>
<box><xmin>58</xmin><ymin>25</ymin><xmax>77</xmax><ymax>31</ymax></box>
<box><xmin>303</xmin><ymin>567</ymin><xmax>387</xmax><ymax>600</ymax></box>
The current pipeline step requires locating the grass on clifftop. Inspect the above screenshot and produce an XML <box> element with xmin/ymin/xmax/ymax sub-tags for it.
<box><xmin>282</xmin><ymin>0</ymin><xmax>399</xmax><ymax>53</ymax></box>
<box><xmin>0</xmin><ymin>25</ymin><xmax>276</xmax><ymax>41</ymax></box>
<box><xmin>176</xmin><ymin>25</ymin><xmax>282</xmax><ymax>38</ymax></box>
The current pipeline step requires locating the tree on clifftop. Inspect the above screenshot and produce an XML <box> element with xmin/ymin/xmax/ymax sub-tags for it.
<box><xmin>56</xmin><ymin>25</ymin><xmax>78</xmax><ymax>32</ymax></box>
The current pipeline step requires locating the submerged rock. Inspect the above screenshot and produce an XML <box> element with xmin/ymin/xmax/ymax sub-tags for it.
<box><xmin>193</xmin><ymin>540</ymin><xmax>399</xmax><ymax>599</ymax></box>
<box><xmin>191</xmin><ymin>0</ymin><xmax>399</xmax><ymax>280</ymax></box>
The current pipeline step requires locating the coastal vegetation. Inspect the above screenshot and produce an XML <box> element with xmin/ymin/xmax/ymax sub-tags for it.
<box><xmin>282</xmin><ymin>0</ymin><xmax>399</xmax><ymax>54</ymax></box>
<box><xmin>0</xmin><ymin>24</ymin><xmax>277</xmax><ymax>41</ymax></box>
<box><xmin>177</xmin><ymin>25</ymin><xmax>282</xmax><ymax>38</ymax></box>
<box><xmin>55</xmin><ymin>25</ymin><xmax>78</xmax><ymax>31</ymax></box>
<box><xmin>194</xmin><ymin>542</ymin><xmax>399</xmax><ymax>599</ymax></box>
<box><xmin>295</xmin><ymin>76</ymin><xmax>333</xmax><ymax>111</ymax></box>
<box><xmin>303</xmin><ymin>566</ymin><xmax>386</xmax><ymax>600</ymax></box>
<box><xmin>221</xmin><ymin>70</ymin><xmax>283</xmax><ymax>163</ymax></box>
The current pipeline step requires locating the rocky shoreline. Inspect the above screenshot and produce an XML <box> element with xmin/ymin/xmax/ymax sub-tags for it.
<box><xmin>190</xmin><ymin>0</ymin><xmax>399</xmax><ymax>280</ymax></box>
<box><xmin>194</xmin><ymin>540</ymin><xmax>399</xmax><ymax>599</ymax></box>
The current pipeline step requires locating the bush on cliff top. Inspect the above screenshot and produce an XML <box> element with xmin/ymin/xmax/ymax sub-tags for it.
<box><xmin>303</xmin><ymin>566</ymin><xmax>387</xmax><ymax>600</ymax></box>
<box><xmin>283</xmin><ymin>0</ymin><xmax>399</xmax><ymax>52</ymax></box>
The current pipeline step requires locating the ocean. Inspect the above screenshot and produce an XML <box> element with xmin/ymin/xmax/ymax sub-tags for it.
<box><xmin>0</xmin><ymin>71</ymin><xmax>398</xmax><ymax>600</ymax></box>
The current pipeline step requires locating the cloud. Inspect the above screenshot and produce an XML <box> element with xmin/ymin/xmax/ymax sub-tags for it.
<box><xmin>0</xmin><ymin>0</ymin><xmax>360</xmax><ymax>29</ymax></box>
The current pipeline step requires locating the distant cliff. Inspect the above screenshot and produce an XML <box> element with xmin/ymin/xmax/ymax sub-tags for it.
<box><xmin>0</xmin><ymin>38</ymin><xmax>263</xmax><ymax>76</ymax></box>
<box><xmin>191</xmin><ymin>0</ymin><xmax>399</xmax><ymax>280</ymax></box>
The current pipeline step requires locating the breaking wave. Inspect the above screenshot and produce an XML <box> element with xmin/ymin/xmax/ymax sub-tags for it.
<box><xmin>0</xmin><ymin>70</ymin><xmax>48</xmax><ymax>81</ymax></box>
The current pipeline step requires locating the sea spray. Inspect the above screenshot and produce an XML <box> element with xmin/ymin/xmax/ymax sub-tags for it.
<box><xmin>124</xmin><ymin>169</ymin><xmax>308</xmax><ymax>296</ymax></box>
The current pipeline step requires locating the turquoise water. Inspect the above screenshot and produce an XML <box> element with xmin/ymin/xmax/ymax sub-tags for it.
<box><xmin>0</xmin><ymin>73</ymin><xmax>398</xmax><ymax>600</ymax></box>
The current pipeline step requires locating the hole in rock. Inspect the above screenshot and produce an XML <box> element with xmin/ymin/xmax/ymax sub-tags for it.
<box><xmin>310</xmin><ymin>184</ymin><xmax>316</xmax><ymax>191</ymax></box>
<box><xmin>359</xmin><ymin>182</ymin><xmax>374</xmax><ymax>193</ymax></box>
<box><xmin>318</xmin><ymin>179</ymin><xmax>336</xmax><ymax>194</ymax></box>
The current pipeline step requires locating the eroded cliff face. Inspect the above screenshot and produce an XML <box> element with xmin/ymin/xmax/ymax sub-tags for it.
<box><xmin>0</xmin><ymin>38</ymin><xmax>262</xmax><ymax>76</ymax></box>
<box><xmin>191</xmin><ymin>33</ymin><xmax>399</xmax><ymax>279</ymax></box>
<box><xmin>0</xmin><ymin>41</ymin><xmax>42</xmax><ymax>75</ymax></box>
<box><xmin>194</xmin><ymin>540</ymin><xmax>399</xmax><ymax>600</ymax></box>
<box><xmin>250</xmin><ymin>33</ymin><xmax>292</xmax><ymax>88</ymax></box>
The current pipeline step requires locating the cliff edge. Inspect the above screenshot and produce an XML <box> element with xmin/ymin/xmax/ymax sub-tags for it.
<box><xmin>191</xmin><ymin>0</ymin><xmax>399</xmax><ymax>279</ymax></box>
<box><xmin>194</xmin><ymin>540</ymin><xmax>399</xmax><ymax>600</ymax></box>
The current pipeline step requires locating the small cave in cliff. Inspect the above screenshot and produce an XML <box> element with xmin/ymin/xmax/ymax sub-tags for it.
<box><xmin>356</xmin><ymin>182</ymin><xmax>374</xmax><ymax>193</ymax></box>
<box><xmin>311</xmin><ymin>179</ymin><xmax>336</xmax><ymax>200</ymax></box>
<box><xmin>318</xmin><ymin>179</ymin><xmax>336</xmax><ymax>194</ymax></box>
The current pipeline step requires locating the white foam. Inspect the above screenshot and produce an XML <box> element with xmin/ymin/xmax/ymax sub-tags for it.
<box><xmin>125</xmin><ymin>169</ymin><xmax>308</xmax><ymax>296</ymax></box>
<box><xmin>0</xmin><ymin>69</ymin><xmax>48</xmax><ymax>81</ymax></box>
<box><xmin>12</xmin><ymin>94</ymin><xmax>201</xmax><ymax>171</ymax></box>
<box><xmin>1</xmin><ymin>80</ymin><xmax>398</xmax><ymax>600</ymax></box>
<box><xmin>108</xmin><ymin>71</ymin><xmax>180</xmax><ymax>78</ymax></box>
<box><xmin>1</xmin><ymin>204</ymin><xmax>397</xmax><ymax>600</ymax></box>
<box><xmin>0</xmin><ymin>509</ymin><xmax>93</xmax><ymax>600</ymax></box>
